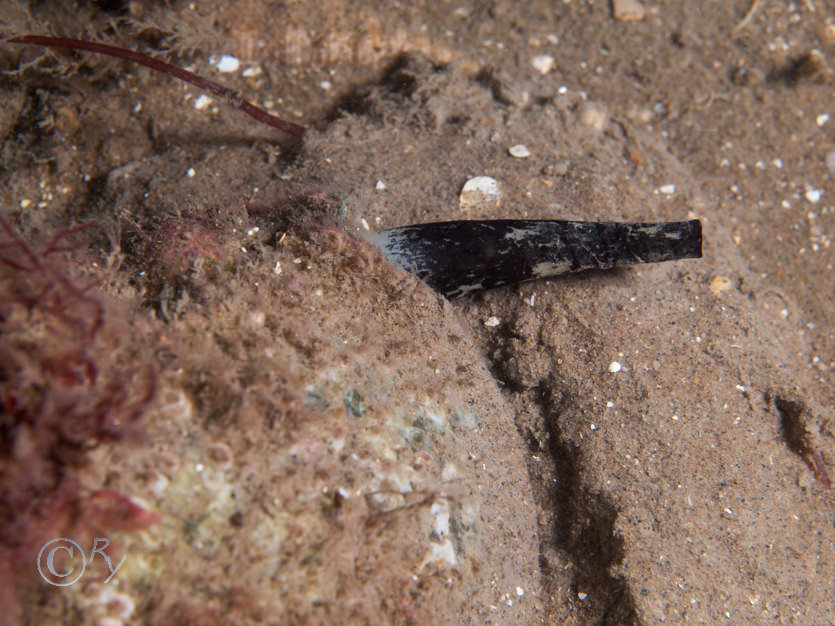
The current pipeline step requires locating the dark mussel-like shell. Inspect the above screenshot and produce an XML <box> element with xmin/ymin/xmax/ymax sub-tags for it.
<box><xmin>368</xmin><ymin>219</ymin><xmax>702</xmax><ymax>298</ymax></box>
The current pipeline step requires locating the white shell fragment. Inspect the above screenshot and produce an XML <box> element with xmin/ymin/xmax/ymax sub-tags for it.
<box><xmin>531</xmin><ymin>55</ymin><xmax>555</xmax><ymax>75</ymax></box>
<box><xmin>805</xmin><ymin>187</ymin><xmax>822</xmax><ymax>203</ymax></box>
<box><xmin>484</xmin><ymin>316</ymin><xmax>500</xmax><ymax>327</ymax></box>
<box><xmin>214</xmin><ymin>55</ymin><xmax>241</xmax><ymax>73</ymax></box>
<box><xmin>612</xmin><ymin>0</ymin><xmax>646</xmax><ymax>21</ymax></box>
<box><xmin>608</xmin><ymin>361</ymin><xmax>623</xmax><ymax>373</ymax></box>
<box><xmin>460</xmin><ymin>176</ymin><xmax>501</xmax><ymax>213</ymax></box>
<box><xmin>193</xmin><ymin>94</ymin><xmax>213</xmax><ymax>110</ymax></box>
<box><xmin>508</xmin><ymin>144</ymin><xmax>531</xmax><ymax>158</ymax></box>
<box><xmin>579</xmin><ymin>102</ymin><xmax>609</xmax><ymax>132</ymax></box>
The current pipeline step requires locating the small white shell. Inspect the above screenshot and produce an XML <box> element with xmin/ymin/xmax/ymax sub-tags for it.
<box><xmin>459</xmin><ymin>176</ymin><xmax>501</xmax><ymax>213</ymax></box>
<box><xmin>215</xmin><ymin>55</ymin><xmax>240</xmax><ymax>73</ymax></box>
<box><xmin>531</xmin><ymin>55</ymin><xmax>555</xmax><ymax>75</ymax></box>
<box><xmin>612</xmin><ymin>0</ymin><xmax>646</xmax><ymax>21</ymax></box>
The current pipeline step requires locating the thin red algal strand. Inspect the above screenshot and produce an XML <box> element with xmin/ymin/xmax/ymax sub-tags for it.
<box><xmin>0</xmin><ymin>215</ymin><xmax>104</xmax><ymax>340</ymax></box>
<box><xmin>4</xmin><ymin>34</ymin><xmax>306</xmax><ymax>138</ymax></box>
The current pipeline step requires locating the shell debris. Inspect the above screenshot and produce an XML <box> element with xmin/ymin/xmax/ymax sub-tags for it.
<box><xmin>579</xmin><ymin>102</ymin><xmax>609</xmax><ymax>132</ymax></box>
<box><xmin>531</xmin><ymin>54</ymin><xmax>555</xmax><ymax>75</ymax></box>
<box><xmin>212</xmin><ymin>54</ymin><xmax>241</xmax><ymax>73</ymax></box>
<box><xmin>612</xmin><ymin>0</ymin><xmax>646</xmax><ymax>21</ymax></box>
<box><xmin>709</xmin><ymin>275</ymin><xmax>732</xmax><ymax>296</ymax></box>
<box><xmin>460</xmin><ymin>176</ymin><xmax>501</xmax><ymax>213</ymax></box>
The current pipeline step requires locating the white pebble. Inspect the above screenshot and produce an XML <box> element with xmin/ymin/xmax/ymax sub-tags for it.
<box><xmin>193</xmin><ymin>94</ymin><xmax>213</xmax><ymax>110</ymax></box>
<box><xmin>242</xmin><ymin>66</ymin><xmax>263</xmax><ymax>78</ymax></box>
<box><xmin>578</xmin><ymin>591</ymin><xmax>588</xmax><ymax>600</ymax></box>
<box><xmin>441</xmin><ymin>462</ymin><xmax>458</xmax><ymax>482</ymax></box>
<box><xmin>805</xmin><ymin>187</ymin><xmax>822</xmax><ymax>203</ymax></box>
<box><xmin>484</xmin><ymin>316</ymin><xmax>500</xmax><ymax>327</ymax></box>
<box><xmin>460</xmin><ymin>176</ymin><xmax>501</xmax><ymax>212</ymax></box>
<box><xmin>516</xmin><ymin>587</ymin><xmax>525</xmax><ymax>596</ymax></box>
<box><xmin>375</xmin><ymin>180</ymin><xmax>387</xmax><ymax>190</ymax></box>
<box><xmin>509</xmin><ymin>144</ymin><xmax>531</xmax><ymax>158</ymax></box>
<box><xmin>187</xmin><ymin>168</ymin><xmax>196</xmax><ymax>177</ymax></box>
<box><xmin>608</xmin><ymin>361</ymin><xmax>622</xmax><ymax>373</ymax></box>
<box><xmin>658</xmin><ymin>184</ymin><xmax>676</xmax><ymax>195</ymax></box>
<box><xmin>579</xmin><ymin>102</ymin><xmax>609</xmax><ymax>132</ymax></box>
<box><xmin>215</xmin><ymin>55</ymin><xmax>240</xmax><ymax>73</ymax></box>
<box><xmin>612</xmin><ymin>0</ymin><xmax>646</xmax><ymax>21</ymax></box>
<box><xmin>816</xmin><ymin>113</ymin><xmax>830</xmax><ymax>127</ymax></box>
<box><xmin>531</xmin><ymin>54</ymin><xmax>555</xmax><ymax>75</ymax></box>
<box><xmin>320</xmin><ymin>80</ymin><xmax>332</xmax><ymax>90</ymax></box>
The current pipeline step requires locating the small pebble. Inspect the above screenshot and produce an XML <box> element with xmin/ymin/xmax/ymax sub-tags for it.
<box><xmin>214</xmin><ymin>55</ymin><xmax>240</xmax><ymax>73</ymax></box>
<box><xmin>805</xmin><ymin>187</ymin><xmax>822</xmax><ymax>203</ymax></box>
<box><xmin>460</xmin><ymin>176</ymin><xmax>501</xmax><ymax>213</ymax></box>
<box><xmin>608</xmin><ymin>361</ymin><xmax>622</xmax><ymax>373</ymax></box>
<box><xmin>578</xmin><ymin>101</ymin><xmax>609</xmax><ymax>132</ymax></box>
<box><xmin>658</xmin><ymin>184</ymin><xmax>676</xmax><ymax>195</ymax></box>
<box><xmin>709</xmin><ymin>275</ymin><xmax>732</xmax><ymax>296</ymax></box>
<box><xmin>484</xmin><ymin>316</ymin><xmax>500</xmax><ymax>327</ymax></box>
<box><xmin>817</xmin><ymin>113</ymin><xmax>830</xmax><ymax>127</ymax></box>
<box><xmin>375</xmin><ymin>180</ymin><xmax>387</xmax><ymax>190</ymax></box>
<box><xmin>187</xmin><ymin>168</ymin><xmax>196</xmax><ymax>177</ymax></box>
<box><xmin>509</xmin><ymin>144</ymin><xmax>531</xmax><ymax>158</ymax></box>
<box><xmin>612</xmin><ymin>0</ymin><xmax>646</xmax><ymax>21</ymax></box>
<box><xmin>193</xmin><ymin>94</ymin><xmax>213</xmax><ymax>110</ymax></box>
<box><xmin>578</xmin><ymin>591</ymin><xmax>588</xmax><ymax>600</ymax></box>
<box><xmin>531</xmin><ymin>54</ymin><xmax>555</xmax><ymax>75</ymax></box>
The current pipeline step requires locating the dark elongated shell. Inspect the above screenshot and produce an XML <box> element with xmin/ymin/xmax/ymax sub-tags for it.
<box><xmin>367</xmin><ymin>219</ymin><xmax>702</xmax><ymax>298</ymax></box>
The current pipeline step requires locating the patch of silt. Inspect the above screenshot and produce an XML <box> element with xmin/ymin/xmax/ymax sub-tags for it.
<box><xmin>29</xmin><ymin>213</ymin><xmax>543</xmax><ymax>625</ymax></box>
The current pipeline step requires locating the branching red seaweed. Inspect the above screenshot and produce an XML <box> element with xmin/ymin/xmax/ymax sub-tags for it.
<box><xmin>0</xmin><ymin>215</ymin><xmax>157</xmax><ymax>617</ymax></box>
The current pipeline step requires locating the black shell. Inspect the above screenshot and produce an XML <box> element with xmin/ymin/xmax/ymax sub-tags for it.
<box><xmin>368</xmin><ymin>219</ymin><xmax>702</xmax><ymax>298</ymax></box>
